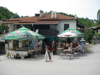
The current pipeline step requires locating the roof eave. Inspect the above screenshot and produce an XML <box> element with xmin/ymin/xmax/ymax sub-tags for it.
<box><xmin>2</xmin><ymin>22</ymin><xmax>15</xmax><ymax>24</ymax></box>
<box><xmin>14</xmin><ymin>23</ymin><xmax>33</xmax><ymax>25</ymax></box>
<box><xmin>33</xmin><ymin>23</ymin><xmax>58</xmax><ymax>25</ymax></box>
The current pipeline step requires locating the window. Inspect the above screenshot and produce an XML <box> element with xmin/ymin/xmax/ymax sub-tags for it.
<box><xmin>64</xmin><ymin>24</ymin><xmax>69</xmax><ymax>30</ymax></box>
<box><xmin>34</xmin><ymin>25</ymin><xmax>49</xmax><ymax>30</ymax></box>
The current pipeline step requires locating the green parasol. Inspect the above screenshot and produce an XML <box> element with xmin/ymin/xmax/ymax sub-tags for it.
<box><xmin>1</xmin><ymin>27</ymin><xmax>45</xmax><ymax>40</ymax></box>
<box><xmin>59</xmin><ymin>27</ymin><xmax>84</xmax><ymax>37</ymax></box>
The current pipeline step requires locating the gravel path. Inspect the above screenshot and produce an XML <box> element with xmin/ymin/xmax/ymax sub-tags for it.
<box><xmin>0</xmin><ymin>44</ymin><xmax>100</xmax><ymax>75</ymax></box>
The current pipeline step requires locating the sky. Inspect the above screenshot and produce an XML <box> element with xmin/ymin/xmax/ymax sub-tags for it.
<box><xmin>0</xmin><ymin>0</ymin><xmax>100</xmax><ymax>20</ymax></box>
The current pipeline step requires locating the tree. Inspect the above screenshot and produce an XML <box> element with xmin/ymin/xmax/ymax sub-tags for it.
<box><xmin>0</xmin><ymin>24</ymin><xmax>8</xmax><ymax>34</ymax></box>
<box><xmin>97</xmin><ymin>9</ymin><xmax>100</xmax><ymax>24</ymax></box>
<box><xmin>20</xmin><ymin>15</ymin><xmax>29</xmax><ymax>18</ymax></box>
<box><xmin>0</xmin><ymin>6</ymin><xmax>20</xmax><ymax>20</ymax></box>
<box><xmin>76</xmin><ymin>27</ymin><xmax>80</xmax><ymax>32</ymax></box>
<box><xmin>84</xmin><ymin>29</ymin><xmax>95</xmax><ymax>43</ymax></box>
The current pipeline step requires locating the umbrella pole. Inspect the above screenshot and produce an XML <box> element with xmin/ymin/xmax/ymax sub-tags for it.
<box><xmin>36</xmin><ymin>38</ymin><xmax>38</xmax><ymax>55</ymax></box>
<box><xmin>65</xmin><ymin>38</ymin><xmax>67</xmax><ymax>45</ymax></box>
<box><xmin>23</xmin><ymin>40</ymin><xmax>25</xmax><ymax>50</ymax></box>
<box><xmin>28</xmin><ymin>40</ymin><xmax>29</xmax><ymax>49</ymax></box>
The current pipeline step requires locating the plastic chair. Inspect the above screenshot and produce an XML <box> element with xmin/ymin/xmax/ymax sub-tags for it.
<box><xmin>59</xmin><ymin>53</ymin><xmax>65</xmax><ymax>59</ymax></box>
<box><xmin>65</xmin><ymin>53</ymin><xmax>73</xmax><ymax>59</ymax></box>
<box><xmin>74</xmin><ymin>52</ymin><xmax>78</xmax><ymax>58</ymax></box>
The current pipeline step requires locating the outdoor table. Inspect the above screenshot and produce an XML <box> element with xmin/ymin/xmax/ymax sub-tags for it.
<box><xmin>63</xmin><ymin>49</ymin><xmax>72</xmax><ymax>54</ymax></box>
<box><xmin>57</xmin><ymin>48</ymin><xmax>63</xmax><ymax>50</ymax></box>
<box><xmin>63</xmin><ymin>49</ymin><xmax>73</xmax><ymax>59</ymax></box>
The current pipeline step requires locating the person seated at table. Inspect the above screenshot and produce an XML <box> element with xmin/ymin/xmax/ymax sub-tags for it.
<box><xmin>63</xmin><ymin>43</ymin><xmax>68</xmax><ymax>50</ymax></box>
<box><xmin>73</xmin><ymin>42</ymin><xmax>82</xmax><ymax>53</ymax></box>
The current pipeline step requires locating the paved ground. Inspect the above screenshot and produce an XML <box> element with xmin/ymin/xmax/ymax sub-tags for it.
<box><xmin>0</xmin><ymin>44</ymin><xmax>100</xmax><ymax>75</ymax></box>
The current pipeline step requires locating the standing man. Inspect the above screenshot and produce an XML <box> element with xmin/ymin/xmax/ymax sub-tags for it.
<box><xmin>52</xmin><ymin>41</ymin><xmax>55</xmax><ymax>55</ymax></box>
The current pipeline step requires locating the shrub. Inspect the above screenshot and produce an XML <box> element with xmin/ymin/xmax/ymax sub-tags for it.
<box><xmin>84</xmin><ymin>29</ymin><xmax>95</xmax><ymax>44</ymax></box>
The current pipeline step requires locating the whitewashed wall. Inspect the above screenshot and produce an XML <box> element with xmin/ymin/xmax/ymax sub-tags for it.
<box><xmin>56</xmin><ymin>20</ymin><xmax>77</xmax><ymax>33</ymax></box>
<box><xmin>8</xmin><ymin>24</ymin><xmax>14</xmax><ymax>49</ymax></box>
<box><xmin>9</xmin><ymin>24</ymin><xmax>14</xmax><ymax>32</ymax></box>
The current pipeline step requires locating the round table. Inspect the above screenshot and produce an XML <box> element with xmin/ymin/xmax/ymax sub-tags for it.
<box><xmin>63</xmin><ymin>49</ymin><xmax>72</xmax><ymax>54</ymax></box>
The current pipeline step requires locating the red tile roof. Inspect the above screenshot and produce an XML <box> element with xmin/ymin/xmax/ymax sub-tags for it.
<box><xmin>38</xmin><ymin>14</ymin><xmax>76</xmax><ymax>20</ymax></box>
<box><xmin>95</xmin><ymin>25</ymin><xmax>100</xmax><ymax>28</ymax></box>
<box><xmin>15</xmin><ymin>23</ymin><xmax>33</xmax><ymax>25</ymax></box>
<box><xmin>34</xmin><ymin>21</ymin><xmax>59</xmax><ymax>24</ymax></box>
<box><xmin>15</xmin><ymin>21</ymin><xmax>59</xmax><ymax>25</ymax></box>
<box><xmin>87</xmin><ymin>25</ymin><xmax>100</xmax><ymax>29</ymax></box>
<box><xmin>3</xmin><ymin>21</ymin><xmax>20</xmax><ymax>23</ymax></box>
<box><xmin>3</xmin><ymin>14</ymin><xmax>77</xmax><ymax>25</ymax></box>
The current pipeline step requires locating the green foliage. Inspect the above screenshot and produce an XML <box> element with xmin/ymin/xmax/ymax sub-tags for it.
<box><xmin>0</xmin><ymin>24</ymin><xmax>8</xmax><ymax>34</ymax></box>
<box><xmin>76</xmin><ymin>27</ymin><xmax>80</xmax><ymax>32</ymax></box>
<box><xmin>0</xmin><ymin>6</ymin><xmax>20</xmax><ymax>20</ymax></box>
<box><xmin>57</xmin><ymin>12</ymin><xmax>75</xmax><ymax>17</ymax></box>
<box><xmin>94</xmin><ymin>33</ymin><xmax>100</xmax><ymax>36</ymax></box>
<box><xmin>97</xmin><ymin>9</ymin><xmax>100</xmax><ymax>24</ymax></box>
<box><xmin>78</xmin><ymin>18</ymin><xmax>99</xmax><ymax>28</ymax></box>
<box><xmin>61</xmin><ymin>39</ymin><xmax>65</xmax><ymax>43</ymax></box>
<box><xmin>20</xmin><ymin>15</ymin><xmax>29</xmax><ymax>18</ymax></box>
<box><xmin>84</xmin><ymin>29</ymin><xmax>95</xmax><ymax>43</ymax></box>
<box><xmin>47</xmin><ymin>11</ymin><xmax>74</xmax><ymax>17</ymax></box>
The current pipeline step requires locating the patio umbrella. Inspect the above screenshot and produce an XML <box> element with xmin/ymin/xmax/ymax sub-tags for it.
<box><xmin>58</xmin><ymin>32</ymin><xmax>77</xmax><ymax>38</ymax></box>
<box><xmin>57</xmin><ymin>31</ymin><xmax>77</xmax><ymax>48</ymax></box>
<box><xmin>1</xmin><ymin>27</ymin><xmax>45</xmax><ymax>40</ymax></box>
<box><xmin>60</xmin><ymin>28</ymin><xmax>84</xmax><ymax>37</ymax></box>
